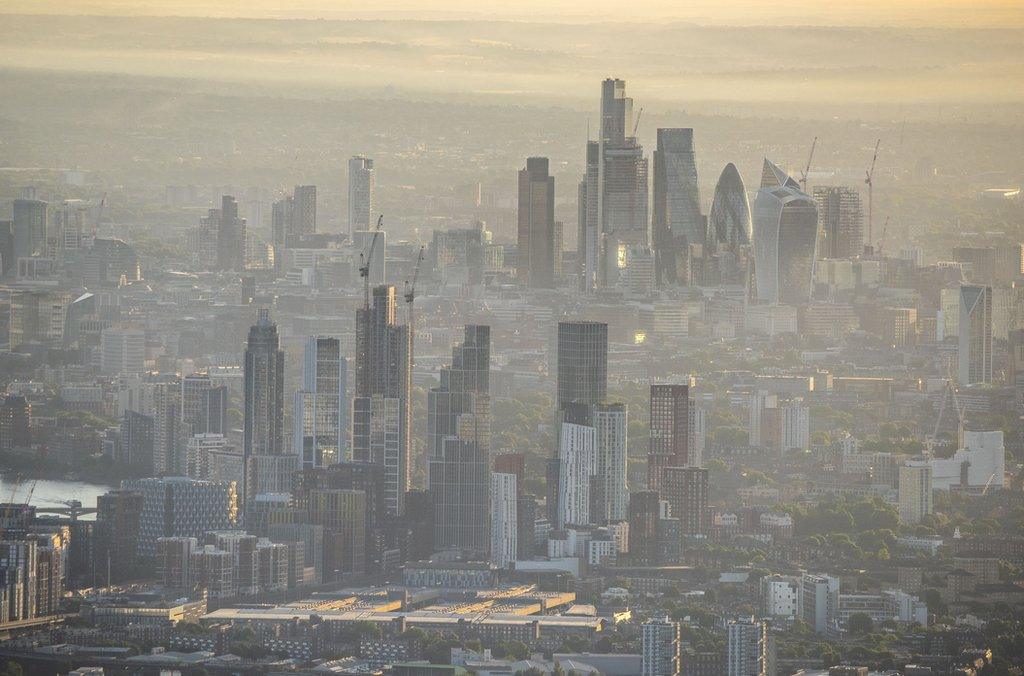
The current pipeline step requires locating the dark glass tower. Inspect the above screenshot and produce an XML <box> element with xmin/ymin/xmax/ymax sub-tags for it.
<box><xmin>428</xmin><ymin>325</ymin><xmax>491</xmax><ymax>556</ymax></box>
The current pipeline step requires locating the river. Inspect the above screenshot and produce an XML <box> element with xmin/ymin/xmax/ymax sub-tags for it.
<box><xmin>0</xmin><ymin>476</ymin><xmax>113</xmax><ymax>519</ymax></box>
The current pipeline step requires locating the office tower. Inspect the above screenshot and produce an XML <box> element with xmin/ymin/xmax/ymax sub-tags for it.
<box><xmin>8</xmin><ymin>290</ymin><xmax>69</xmax><ymax>349</ymax></box>
<box><xmin>705</xmin><ymin>163</ymin><xmax>753</xmax><ymax>287</ymax></box>
<box><xmin>641</xmin><ymin>616</ymin><xmax>681</xmax><ymax>676</ymax></box>
<box><xmin>352</xmin><ymin>229</ymin><xmax>387</xmax><ymax>286</ymax></box>
<box><xmin>557</xmin><ymin>421</ymin><xmax>596</xmax><ymax>528</ymax></box>
<box><xmin>490</xmin><ymin>473</ymin><xmax>517</xmax><ymax>568</ymax></box>
<box><xmin>293</xmin><ymin>463</ymin><xmax>387</xmax><ymax>572</ymax></box>
<box><xmin>800</xmin><ymin>573</ymin><xmax>840</xmax><ymax>633</ymax></box>
<box><xmin>12</xmin><ymin>199</ymin><xmax>47</xmax><ymax>261</ymax></box>
<box><xmin>307</xmin><ymin>489</ymin><xmax>366</xmax><ymax>579</ymax></box>
<box><xmin>663</xmin><ymin>467</ymin><xmax>708</xmax><ymax>535</ymax></box>
<box><xmin>592</xmin><ymin>402</ymin><xmax>628</xmax><ymax>524</ymax></box>
<box><xmin>119</xmin><ymin>411</ymin><xmax>155</xmax><ymax>474</ymax></box>
<box><xmin>294</xmin><ymin>336</ymin><xmax>348</xmax><ymax>468</ymax></box>
<box><xmin>958</xmin><ymin>284</ymin><xmax>993</xmax><ymax>385</ymax></box>
<box><xmin>753</xmin><ymin>160</ymin><xmax>819</xmax><ymax>305</ymax></box>
<box><xmin>517</xmin><ymin>157</ymin><xmax>557</xmax><ymax>288</ymax></box>
<box><xmin>516</xmin><ymin>493</ymin><xmax>537</xmax><ymax>559</ymax></box>
<box><xmin>578</xmin><ymin>141</ymin><xmax>601</xmax><ymax>291</ymax></box>
<box><xmin>648</xmin><ymin>384</ymin><xmax>691</xmax><ymax>492</ymax></box>
<box><xmin>628</xmin><ymin>490</ymin><xmax>660</xmax><ymax>565</ymax></box>
<box><xmin>348</xmin><ymin>156</ymin><xmax>376</xmax><ymax>237</ymax></box>
<box><xmin>708</xmin><ymin>163</ymin><xmax>753</xmax><ymax>251</ymax></box>
<box><xmin>353</xmin><ymin>285</ymin><xmax>411</xmax><ymax>517</ymax></box>
<box><xmin>0</xmin><ymin>394</ymin><xmax>31</xmax><ymax>452</ymax></box>
<box><xmin>271</xmin><ymin>194</ymin><xmax>293</xmax><ymax>262</ymax></box>
<box><xmin>899</xmin><ymin>462</ymin><xmax>933</xmax><ymax>525</ymax></box>
<box><xmin>122</xmin><ymin>477</ymin><xmax>239</xmax><ymax>557</ymax></box>
<box><xmin>181</xmin><ymin>372</ymin><xmax>228</xmax><ymax>438</ymax></box>
<box><xmin>99</xmin><ymin>326</ymin><xmax>145</xmax><ymax>376</ymax></box>
<box><xmin>185</xmin><ymin>434</ymin><xmax>232</xmax><ymax>479</ymax></box>
<box><xmin>652</xmin><ymin>129</ymin><xmax>703</xmax><ymax>286</ymax></box>
<box><xmin>556</xmin><ymin>321</ymin><xmax>608</xmax><ymax>409</ymax></box>
<box><xmin>595</xmin><ymin>79</ymin><xmax>649</xmax><ymax>287</ymax></box>
<box><xmin>94</xmin><ymin>489</ymin><xmax>143</xmax><ymax>583</ymax></box>
<box><xmin>292</xmin><ymin>185</ymin><xmax>317</xmax><ymax>239</ymax></box>
<box><xmin>429</xmin><ymin>325</ymin><xmax>491</xmax><ymax>555</ymax></box>
<box><xmin>814</xmin><ymin>186</ymin><xmax>863</xmax><ymax>259</ymax></box>
<box><xmin>243</xmin><ymin>308</ymin><xmax>285</xmax><ymax>470</ymax></box>
<box><xmin>214</xmin><ymin>195</ymin><xmax>246</xmax><ymax>271</ymax></box>
<box><xmin>726</xmin><ymin>618</ymin><xmax>768</xmax><ymax>676</ymax></box>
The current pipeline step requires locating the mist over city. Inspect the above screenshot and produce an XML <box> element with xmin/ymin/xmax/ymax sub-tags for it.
<box><xmin>0</xmin><ymin>1</ymin><xmax>1022</xmax><ymax>675</ymax></box>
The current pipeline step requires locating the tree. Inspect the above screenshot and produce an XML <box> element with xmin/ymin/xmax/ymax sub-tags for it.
<box><xmin>847</xmin><ymin>612</ymin><xmax>874</xmax><ymax>635</ymax></box>
<box><xmin>0</xmin><ymin>663</ymin><xmax>23</xmax><ymax>676</ymax></box>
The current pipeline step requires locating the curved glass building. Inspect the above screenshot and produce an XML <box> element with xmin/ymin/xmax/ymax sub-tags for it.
<box><xmin>707</xmin><ymin>163</ymin><xmax>752</xmax><ymax>249</ymax></box>
<box><xmin>753</xmin><ymin>159</ymin><xmax>819</xmax><ymax>305</ymax></box>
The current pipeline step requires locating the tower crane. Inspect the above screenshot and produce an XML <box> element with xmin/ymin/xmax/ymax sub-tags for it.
<box><xmin>799</xmin><ymin>136</ymin><xmax>818</xmax><ymax>193</ymax></box>
<box><xmin>877</xmin><ymin>216</ymin><xmax>890</xmax><ymax>255</ymax></box>
<box><xmin>632</xmin><ymin>107</ymin><xmax>643</xmax><ymax>138</ymax></box>
<box><xmin>404</xmin><ymin>245</ymin><xmax>425</xmax><ymax>330</ymax></box>
<box><xmin>359</xmin><ymin>214</ymin><xmax>383</xmax><ymax>309</ymax></box>
<box><xmin>864</xmin><ymin>139</ymin><xmax>881</xmax><ymax>246</ymax></box>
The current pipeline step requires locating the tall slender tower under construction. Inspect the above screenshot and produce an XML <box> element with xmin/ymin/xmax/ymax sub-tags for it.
<box><xmin>353</xmin><ymin>285</ymin><xmax>412</xmax><ymax>516</ymax></box>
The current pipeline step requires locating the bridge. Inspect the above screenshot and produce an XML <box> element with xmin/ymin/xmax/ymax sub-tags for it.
<box><xmin>33</xmin><ymin>504</ymin><xmax>97</xmax><ymax>520</ymax></box>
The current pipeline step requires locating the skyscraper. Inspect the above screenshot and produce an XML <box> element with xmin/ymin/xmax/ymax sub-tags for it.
<box><xmin>122</xmin><ymin>477</ymin><xmax>239</xmax><ymax>557</ymax></box>
<box><xmin>348</xmin><ymin>156</ymin><xmax>376</xmax><ymax>238</ymax></box>
<box><xmin>726</xmin><ymin>617</ymin><xmax>768</xmax><ymax>676</ymax></box>
<box><xmin>294</xmin><ymin>336</ymin><xmax>348</xmax><ymax>468</ymax></box>
<box><xmin>99</xmin><ymin>326</ymin><xmax>146</xmax><ymax>376</ymax></box>
<box><xmin>214</xmin><ymin>195</ymin><xmax>246</xmax><ymax>271</ymax></box>
<box><xmin>490</xmin><ymin>473</ymin><xmax>517</xmax><ymax>568</ymax></box>
<box><xmin>958</xmin><ymin>284</ymin><xmax>993</xmax><ymax>385</ymax></box>
<box><xmin>243</xmin><ymin>309</ymin><xmax>287</xmax><ymax>501</ymax></box>
<box><xmin>814</xmin><ymin>186</ymin><xmax>863</xmax><ymax>259</ymax></box>
<box><xmin>291</xmin><ymin>185</ymin><xmax>317</xmax><ymax>239</ymax></box>
<box><xmin>641</xmin><ymin>617</ymin><xmax>681</xmax><ymax>676</ymax></box>
<box><xmin>517</xmin><ymin>157</ymin><xmax>556</xmax><ymax>288</ymax></box>
<box><xmin>181</xmin><ymin>372</ymin><xmax>228</xmax><ymax>438</ymax></box>
<box><xmin>271</xmin><ymin>194</ymin><xmax>293</xmax><ymax>262</ymax></box>
<box><xmin>557</xmin><ymin>421</ymin><xmax>596</xmax><ymax>528</ymax></box>
<box><xmin>652</xmin><ymin>128</ymin><xmax>703</xmax><ymax>286</ymax></box>
<box><xmin>586</xmin><ymin>78</ymin><xmax>649</xmax><ymax>288</ymax></box>
<box><xmin>429</xmin><ymin>325</ymin><xmax>491</xmax><ymax>555</ymax></box>
<box><xmin>556</xmin><ymin>321</ymin><xmax>608</xmax><ymax>409</ymax></box>
<box><xmin>592</xmin><ymin>402</ymin><xmax>628</xmax><ymax>524</ymax></box>
<box><xmin>12</xmin><ymin>199</ymin><xmax>47</xmax><ymax>261</ymax></box>
<box><xmin>706</xmin><ymin>163</ymin><xmax>753</xmax><ymax>287</ymax></box>
<box><xmin>648</xmin><ymin>384</ymin><xmax>691</xmax><ymax>492</ymax></box>
<box><xmin>578</xmin><ymin>141</ymin><xmax>601</xmax><ymax>291</ymax></box>
<box><xmin>353</xmin><ymin>285</ymin><xmax>411</xmax><ymax>516</ymax></box>
<box><xmin>753</xmin><ymin>160</ymin><xmax>818</xmax><ymax>305</ymax></box>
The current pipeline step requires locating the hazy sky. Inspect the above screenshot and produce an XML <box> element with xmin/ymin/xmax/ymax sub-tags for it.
<box><xmin>7</xmin><ymin>0</ymin><xmax>1024</xmax><ymax>27</ymax></box>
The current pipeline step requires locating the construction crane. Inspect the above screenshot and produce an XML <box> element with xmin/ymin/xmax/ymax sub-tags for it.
<box><xmin>876</xmin><ymin>216</ymin><xmax>891</xmax><ymax>254</ymax></box>
<box><xmin>404</xmin><ymin>245</ymin><xmax>425</xmax><ymax>330</ymax></box>
<box><xmin>94</xmin><ymin>193</ymin><xmax>107</xmax><ymax>235</ymax></box>
<box><xmin>864</xmin><ymin>139</ymin><xmax>881</xmax><ymax>246</ymax></box>
<box><xmin>632</xmin><ymin>107</ymin><xmax>643</xmax><ymax>138</ymax></box>
<box><xmin>799</xmin><ymin>136</ymin><xmax>818</xmax><ymax>193</ymax></box>
<box><xmin>358</xmin><ymin>214</ymin><xmax>384</xmax><ymax>309</ymax></box>
<box><xmin>924</xmin><ymin>378</ymin><xmax>965</xmax><ymax>458</ymax></box>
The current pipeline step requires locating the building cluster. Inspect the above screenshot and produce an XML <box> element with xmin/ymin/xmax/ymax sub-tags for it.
<box><xmin>0</xmin><ymin>76</ymin><xmax>1021</xmax><ymax>675</ymax></box>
